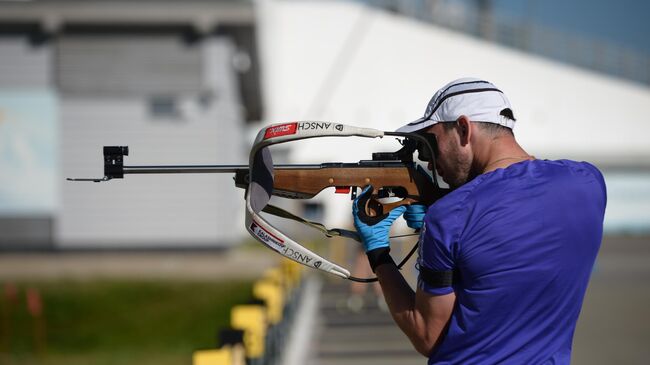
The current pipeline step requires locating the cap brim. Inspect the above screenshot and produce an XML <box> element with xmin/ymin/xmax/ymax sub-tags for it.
<box><xmin>395</xmin><ymin>117</ymin><xmax>436</xmax><ymax>133</ymax></box>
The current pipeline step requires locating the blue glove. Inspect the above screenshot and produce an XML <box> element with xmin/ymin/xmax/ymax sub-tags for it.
<box><xmin>352</xmin><ymin>186</ymin><xmax>407</xmax><ymax>252</ymax></box>
<box><xmin>403</xmin><ymin>204</ymin><xmax>427</xmax><ymax>230</ymax></box>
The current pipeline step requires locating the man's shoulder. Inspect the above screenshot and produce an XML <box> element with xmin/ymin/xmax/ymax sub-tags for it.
<box><xmin>530</xmin><ymin>159</ymin><xmax>606</xmax><ymax>189</ymax></box>
<box><xmin>430</xmin><ymin>175</ymin><xmax>487</xmax><ymax>210</ymax></box>
<box><xmin>425</xmin><ymin>174</ymin><xmax>490</xmax><ymax>224</ymax></box>
<box><xmin>539</xmin><ymin>158</ymin><xmax>601</xmax><ymax>172</ymax></box>
<box><xmin>426</xmin><ymin>159</ymin><xmax>606</xmax><ymax>219</ymax></box>
<box><xmin>477</xmin><ymin>159</ymin><xmax>603</xmax><ymax>187</ymax></box>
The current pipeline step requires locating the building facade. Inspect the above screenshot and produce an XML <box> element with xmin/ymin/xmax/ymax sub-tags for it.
<box><xmin>0</xmin><ymin>0</ymin><xmax>261</xmax><ymax>249</ymax></box>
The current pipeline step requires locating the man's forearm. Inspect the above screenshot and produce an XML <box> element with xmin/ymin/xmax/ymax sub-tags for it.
<box><xmin>375</xmin><ymin>263</ymin><xmax>437</xmax><ymax>356</ymax></box>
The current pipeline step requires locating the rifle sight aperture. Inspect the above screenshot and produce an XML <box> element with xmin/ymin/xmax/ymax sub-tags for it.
<box><xmin>371</xmin><ymin>138</ymin><xmax>416</xmax><ymax>162</ymax></box>
<box><xmin>103</xmin><ymin>146</ymin><xmax>129</xmax><ymax>179</ymax></box>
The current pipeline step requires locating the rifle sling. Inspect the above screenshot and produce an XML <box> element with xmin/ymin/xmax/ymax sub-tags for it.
<box><xmin>262</xmin><ymin>204</ymin><xmax>361</xmax><ymax>242</ymax></box>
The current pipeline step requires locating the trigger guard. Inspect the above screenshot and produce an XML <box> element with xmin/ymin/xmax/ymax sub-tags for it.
<box><xmin>375</xmin><ymin>197</ymin><xmax>403</xmax><ymax>204</ymax></box>
<box><xmin>358</xmin><ymin>193</ymin><xmax>389</xmax><ymax>226</ymax></box>
<box><xmin>360</xmin><ymin>210</ymin><xmax>389</xmax><ymax>226</ymax></box>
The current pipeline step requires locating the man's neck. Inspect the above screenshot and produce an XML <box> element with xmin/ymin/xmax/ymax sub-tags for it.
<box><xmin>474</xmin><ymin>135</ymin><xmax>532</xmax><ymax>175</ymax></box>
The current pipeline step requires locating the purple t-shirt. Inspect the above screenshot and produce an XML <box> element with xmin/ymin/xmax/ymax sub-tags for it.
<box><xmin>418</xmin><ymin>159</ymin><xmax>606</xmax><ymax>364</ymax></box>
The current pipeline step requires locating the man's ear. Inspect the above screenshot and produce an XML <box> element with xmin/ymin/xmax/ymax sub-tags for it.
<box><xmin>456</xmin><ymin>115</ymin><xmax>471</xmax><ymax>146</ymax></box>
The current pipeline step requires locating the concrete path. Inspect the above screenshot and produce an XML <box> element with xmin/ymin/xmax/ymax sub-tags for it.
<box><xmin>309</xmin><ymin>280</ymin><xmax>425</xmax><ymax>365</ymax></box>
<box><xmin>572</xmin><ymin>235</ymin><xmax>650</xmax><ymax>364</ymax></box>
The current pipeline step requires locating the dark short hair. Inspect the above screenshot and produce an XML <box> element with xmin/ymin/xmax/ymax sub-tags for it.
<box><xmin>442</xmin><ymin>120</ymin><xmax>513</xmax><ymax>136</ymax></box>
<box><xmin>474</xmin><ymin>122</ymin><xmax>514</xmax><ymax>136</ymax></box>
<box><xmin>442</xmin><ymin>109</ymin><xmax>515</xmax><ymax>136</ymax></box>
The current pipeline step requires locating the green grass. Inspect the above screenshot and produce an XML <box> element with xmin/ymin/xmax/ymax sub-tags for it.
<box><xmin>0</xmin><ymin>280</ymin><xmax>252</xmax><ymax>365</ymax></box>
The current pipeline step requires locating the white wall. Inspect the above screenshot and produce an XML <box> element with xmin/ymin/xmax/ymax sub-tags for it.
<box><xmin>255</xmin><ymin>0</ymin><xmax>650</xmax><ymax>229</ymax></box>
<box><xmin>257</xmin><ymin>0</ymin><xmax>650</xmax><ymax>164</ymax></box>
<box><xmin>58</xmin><ymin>38</ymin><xmax>247</xmax><ymax>248</ymax></box>
<box><xmin>0</xmin><ymin>37</ymin><xmax>52</xmax><ymax>88</ymax></box>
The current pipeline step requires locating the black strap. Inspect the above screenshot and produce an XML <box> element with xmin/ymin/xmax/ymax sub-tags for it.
<box><xmin>259</xmin><ymin>203</ymin><xmax>420</xmax><ymax>284</ymax></box>
<box><xmin>419</xmin><ymin>265</ymin><xmax>454</xmax><ymax>288</ymax></box>
<box><xmin>366</xmin><ymin>247</ymin><xmax>396</xmax><ymax>273</ymax></box>
<box><xmin>262</xmin><ymin>204</ymin><xmax>361</xmax><ymax>241</ymax></box>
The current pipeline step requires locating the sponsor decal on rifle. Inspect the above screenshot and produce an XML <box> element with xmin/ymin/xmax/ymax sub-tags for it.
<box><xmin>250</xmin><ymin>221</ymin><xmax>285</xmax><ymax>249</ymax></box>
<box><xmin>314</xmin><ymin>261</ymin><xmax>322</xmax><ymax>269</ymax></box>
<box><xmin>282</xmin><ymin>247</ymin><xmax>313</xmax><ymax>265</ymax></box>
<box><xmin>264</xmin><ymin>123</ymin><xmax>298</xmax><ymax>139</ymax></box>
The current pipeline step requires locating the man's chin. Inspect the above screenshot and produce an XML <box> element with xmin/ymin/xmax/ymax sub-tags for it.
<box><xmin>443</xmin><ymin>175</ymin><xmax>468</xmax><ymax>190</ymax></box>
<box><xmin>441</xmin><ymin>176</ymin><xmax>457</xmax><ymax>190</ymax></box>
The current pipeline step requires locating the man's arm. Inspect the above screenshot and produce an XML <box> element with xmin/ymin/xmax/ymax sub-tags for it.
<box><xmin>351</xmin><ymin>187</ymin><xmax>455</xmax><ymax>356</ymax></box>
<box><xmin>375</xmin><ymin>263</ymin><xmax>455</xmax><ymax>357</ymax></box>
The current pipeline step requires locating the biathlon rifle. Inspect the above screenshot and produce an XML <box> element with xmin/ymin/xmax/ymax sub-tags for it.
<box><xmin>68</xmin><ymin>122</ymin><xmax>447</xmax><ymax>281</ymax></box>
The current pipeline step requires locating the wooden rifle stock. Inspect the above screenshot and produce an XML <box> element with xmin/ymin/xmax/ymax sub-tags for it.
<box><xmin>272</xmin><ymin>164</ymin><xmax>445</xmax><ymax>217</ymax></box>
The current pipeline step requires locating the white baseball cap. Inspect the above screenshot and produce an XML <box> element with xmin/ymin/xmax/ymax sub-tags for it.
<box><xmin>397</xmin><ymin>77</ymin><xmax>516</xmax><ymax>133</ymax></box>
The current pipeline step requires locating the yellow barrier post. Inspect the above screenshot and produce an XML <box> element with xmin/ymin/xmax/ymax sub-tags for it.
<box><xmin>192</xmin><ymin>348</ymin><xmax>231</xmax><ymax>365</ymax></box>
<box><xmin>263</xmin><ymin>268</ymin><xmax>287</xmax><ymax>296</ymax></box>
<box><xmin>218</xmin><ymin>329</ymin><xmax>246</xmax><ymax>365</ymax></box>
<box><xmin>228</xmin><ymin>343</ymin><xmax>246</xmax><ymax>365</ymax></box>
<box><xmin>281</xmin><ymin>259</ymin><xmax>302</xmax><ymax>290</ymax></box>
<box><xmin>253</xmin><ymin>279</ymin><xmax>285</xmax><ymax>364</ymax></box>
<box><xmin>253</xmin><ymin>280</ymin><xmax>284</xmax><ymax>326</ymax></box>
<box><xmin>230</xmin><ymin>304</ymin><xmax>267</xmax><ymax>362</ymax></box>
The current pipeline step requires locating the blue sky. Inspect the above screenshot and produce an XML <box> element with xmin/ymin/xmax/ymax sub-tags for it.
<box><xmin>467</xmin><ymin>0</ymin><xmax>650</xmax><ymax>54</ymax></box>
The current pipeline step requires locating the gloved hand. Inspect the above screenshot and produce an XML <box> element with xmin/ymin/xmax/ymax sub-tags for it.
<box><xmin>353</xmin><ymin>186</ymin><xmax>407</xmax><ymax>252</ymax></box>
<box><xmin>403</xmin><ymin>204</ymin><xmax>427</xmax><ymax>230</ymax></box>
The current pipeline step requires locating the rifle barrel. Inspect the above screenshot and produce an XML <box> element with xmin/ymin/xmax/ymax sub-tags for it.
<box><xmin>67</xmin><ymin>162</ymin><xmax>411</xmax><ymax>182</ymax></box>
<box><xmin>122</xmin><ymin>164</ymin><xmax>323</xmax><ymax>174</ymax></box>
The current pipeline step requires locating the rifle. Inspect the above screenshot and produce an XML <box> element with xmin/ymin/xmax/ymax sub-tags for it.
<box><xmin>68</xmin><ymin>122</ymin><xmax>446</xmax><ymax>281</ymax></box>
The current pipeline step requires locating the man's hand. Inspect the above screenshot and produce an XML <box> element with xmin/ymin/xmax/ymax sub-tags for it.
<box><xmin>353</xmin><ymin>186</ymin><xmax>407</xmax><ymax>252</ymax></box>
<box><xmin>404</xmin><ymin>204</ymin><xmax>427</xmax><ymax>230</ymax></box>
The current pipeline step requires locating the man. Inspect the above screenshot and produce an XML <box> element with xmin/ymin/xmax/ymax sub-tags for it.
<box><xmin>352</xmin><ymin>77</ymin><xmax>607</xmax><ymax>364</ymax></box>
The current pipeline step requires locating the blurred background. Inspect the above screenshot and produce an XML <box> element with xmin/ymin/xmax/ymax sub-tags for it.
<box><xmin>0</xmin><ymin>0</ymin><xmax>648</xmax><ymax>364</ymax></box>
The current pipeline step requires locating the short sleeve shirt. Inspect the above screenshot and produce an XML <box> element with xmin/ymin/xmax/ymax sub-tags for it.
<box><xmin>418</xmin><ymin>159</ymin><xmax>606</xmax><ymax>364</ymax></box>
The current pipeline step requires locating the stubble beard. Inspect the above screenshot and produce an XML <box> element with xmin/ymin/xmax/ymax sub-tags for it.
<box><xmin>444</xmin><ymin>140</ymin><xmax>472</xmax><ymax>189</ymax></box>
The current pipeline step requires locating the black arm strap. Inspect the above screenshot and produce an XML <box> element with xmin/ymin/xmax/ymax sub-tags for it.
<box><xmin>366</xmin><ymin>247</ymin><xmax>396</xmax><ymax>273</ymax></box>
<box><xmin>419</xmin><ymin>265</ymin><xmax>454</xmax><ymax>288</ymax></box>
